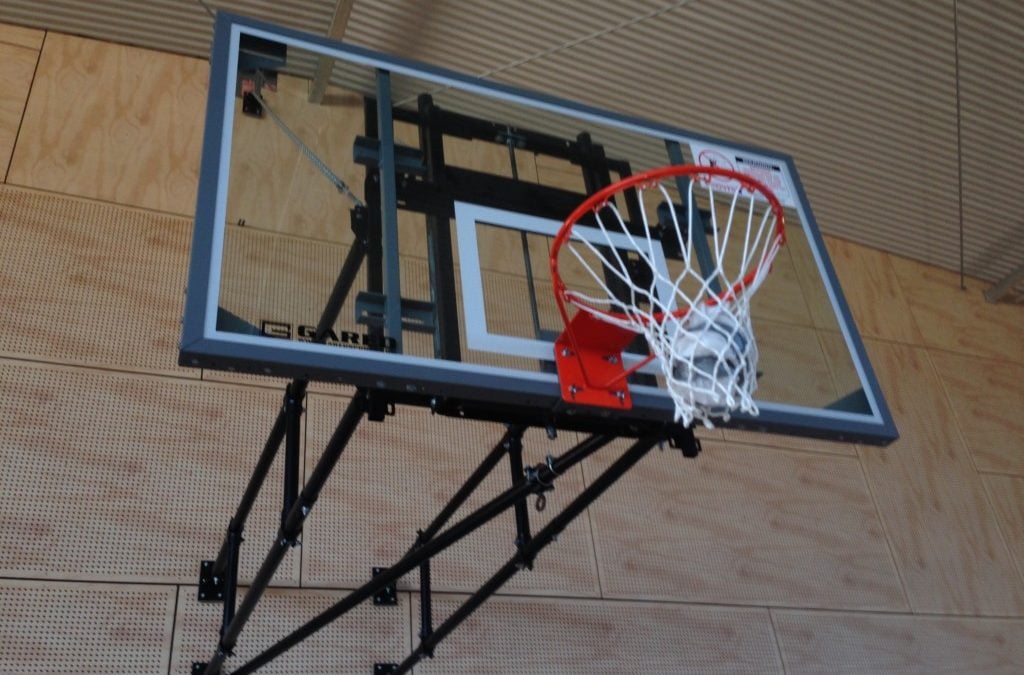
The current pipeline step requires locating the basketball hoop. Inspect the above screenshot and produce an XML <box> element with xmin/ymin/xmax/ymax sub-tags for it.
<box><xmin>550</xmin><ymin>165</ymin><xmax>786</xmax><ymax>427</ymax></box>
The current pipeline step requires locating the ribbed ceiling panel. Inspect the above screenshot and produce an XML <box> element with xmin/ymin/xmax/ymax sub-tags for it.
<box><xmin>1</xmin><ymin>0</ymin><xmax>1021</xmax><ymax>284</ymax></box>
<box><xmin>957</xmin><ymin>0</ymin><xmax>1024</xmax><ymax>284</ymax></box>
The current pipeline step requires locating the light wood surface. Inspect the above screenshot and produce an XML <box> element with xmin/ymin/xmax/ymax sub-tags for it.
<box><xmin>773</xmin><ymin>609</ymin><xmax>1024</xmax><ymax>674</ymax></box>
<box><xmin>984</xmin><ymin>475</ymin><xmax>1024</xmax><ymax>588</ymax></box>
<box><xmin>0</xmin><ymin>42</ymin><xmax>36</xmax><ymax>179</ymax></box>
<box><xmin>444</xmin><ymin>134</ymin><xmax>536</xmax><ymax>179</ymax></box>
<box><xmin>584</xmin><ymin>438</ymin><xmax>905</xmax><ymax>609</ymax></box>
<box><xmin>817</xmin><ymin>328</ymin><xmax>865</xmax><ymax>401</ymax></box>
<box><xmin>787</xmin><ymin>225</ymin><xmax>838</xmax><ymax>330</ymax></box>
<box><xmin>932</xmin><ymin>351</ymin><xmax>1024</xmax><ymax>476</ymax></box>
<box><xmin>825</xmin><ymin>237</ymin><xmax>924</xmax><ymax>343</ymax></box>
<box><xmin>414</xmin><ymin>593</ymin><xmax>783</xmax><ymax>674</ymax></box>
<box><xmin>890</xmin><ymin>255</ymin><xmax>1024</xmax><ymax>364</ymax></box>
<box><xmin>301</xmin><ymin>396</ymin><xmax>602</xmax><ymax>597</ymax></box>
<box><xmin>535</xmin><ymin>158</ymin><xmax>586</xmax><ymax>193</ymax></box>
<box><xmin>0</xmin><ymin>21</ymin><xmax>44</xmax><ymax>50</ymax></box>
<box><xmin>227</xmin><ymin>74</ymin><xmax>365</xmax><ymax>244</ymax></box>
<box><xmin>745</xmin><ymin>242</ymin><xmax>815</xmax><ymax>327</ymax></box>
<box><xmin>0</xmin><ymin>579</ymin><xmax>175</xmax><ymax>674</ymax></box>
<box><xmin>721</xmin><ymin>427</ymin><xmax>856</xmax><ymax>456</ymax></box>
<box><xmin>0</xmin><ymin>185</ymin><xmax>198</xmax><ymax>377</ymax></box>
<box><xmin>8</xmin><ymin>33</ymin><xmax>207</xmax><ymax>214</ymax></box>
<box><xmin>753</xmin><ymin>319</ymin><xmax>840</xmax><ymax>407</ymax></box>
<box><xmin>170</xmin><ymin>586</ymin><xmax>411</xmax><ymax>674</ymax></box>
<box><xmin>858</xmin><ymin>340</ymin><xmax>1024</xmax><ymax>614</ymax></box>
<box><xmin>0</xmin><ymin>360</ymin><xmax>298</xmax><ymax>585</ymax></box>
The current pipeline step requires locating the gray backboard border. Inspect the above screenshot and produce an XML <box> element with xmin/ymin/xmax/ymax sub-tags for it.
<box><xmin>180</xmin><ymin>12</ymin><xmax>898</xmax><ymax>444</ymax></box>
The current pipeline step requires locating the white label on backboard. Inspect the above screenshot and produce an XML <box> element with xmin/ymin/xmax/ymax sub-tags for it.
<box><xmin>688</xmin><ymin>142</ymin><xmax>797</xmax><ymax>208</ymax></box>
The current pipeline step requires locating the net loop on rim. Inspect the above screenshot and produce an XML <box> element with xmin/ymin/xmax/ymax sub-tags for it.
<box><xmin>550</xmin><ymin>165</ymin><xmax>786</xmax><ymax>427</ymax></box>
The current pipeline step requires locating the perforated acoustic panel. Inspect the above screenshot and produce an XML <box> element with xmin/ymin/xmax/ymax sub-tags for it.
<box><xmin>0</xmin><ymin>579</ymin><xmax>175</xmax><ymax>673</ymax></box>
<box><xmin>413</xmin><ymin>593</ymin><xmax>782</xmax><ymax>674</ymax></box>
<box><xmin>301</xmin><ymin>395</ymin><xmax>602</xmax><ymax>597</ymax></box>
<box><xmin>0</xmin><ymin>360</ymin><xmax>299</xmax><ymax>585</ymax></box>
<box><xmin>0</xmin><ymin>185</ymin><xmax>194</xmax><ymax>377</ymax></box>
<box><xmin>171</xmin><ymin>586</ymin><xmax>411</xmax><ymax>674</ymax></box>
<box><xmin>583</xmin><ymin>438</ymin><xmax>906</xmax><ymax>610</ymax></box>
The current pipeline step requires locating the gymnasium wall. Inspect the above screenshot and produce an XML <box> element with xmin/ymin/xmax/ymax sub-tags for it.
<box><xmin>1</xmin><ymin>25</ymin><xmax>1023</xmax><ymax>673</ymax></box>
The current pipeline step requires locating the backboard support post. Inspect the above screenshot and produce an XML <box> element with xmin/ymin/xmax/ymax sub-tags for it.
<box><xmin>200</xmin><ymin>389</ymin><xmax>370</xmax><ymax>675</ymax></box>
<box><xmin>222</xmin><ymin>428</ymin><xmax>649</xmax><ymax>674</ymax></box>
<box><xmin>375</xmin><ymin>69</ymin><xmax>404</xmax><ymax>355</ymax></box>
<box><xmin>417</xmin><ymin>94</ymin><xmax>463</xmax><ymax>361</ymax></box>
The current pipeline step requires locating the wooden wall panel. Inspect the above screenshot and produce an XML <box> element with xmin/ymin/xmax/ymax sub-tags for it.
<box><xmin>0</xmin><ymin>186</ymin><xmax>197</xmax><ymax>377</ymax></box>
<box><xmin>858</xmin><ymin>341</ymin><xmax>1024</xmax><ymax>614</ymax></box>
<box><xmin>171</xmin><ymin>587</ymin><xmax>410</xmax><ymax>674</ymax></box>
<box><xmin>788</xmin><ymin>226</ymin><xmax>838</xmax><ymax>331</ymax></box>
<box><xmin>753</xmin><ymin>320</ymin><xmax>840</xmax><ymax>408</ymax></box>
<box><xmin>7</xmin><ymin>33</ymin><xmax>206</xmax><ymax>214</ymax></box>
<box><xmin>585</xmin><ymin>439</ymin><xmax>905</xmax><ymax>610</ymax></box>
<box><xmin>721</xmin><ymin>428</ymin><xmax>855</xmax><ymax>456</ymax></box>
<box><xmin>0</xmin><ymin>20</ymin><xmax>43</xmax><ymax>49</ymax></box>
<box><xmin>414</xmin><ymin>593</ymin><xmax>783</xmax><ymax>674</ymax></box>
<box><xmin>932</xmin><ymin>351</ymin><xmax>1024</xmax><ymax>476</ymax></box>
<box><xmin>301</xmin><ymin>396</ymin><xmax>602</xmax><ymax>597</ymax></box>
<box><xmin>825</xmin><ymin>237</ymin><xmax>924</xmax><ymax>344</ymax></box>
<box><xmin>0</xmin><ymin>579</ymin><xmax>175</xmax><ymax>674</ymax></box>
<box><xmin>773</xmin><ymin>609</ymin><xmax>1024</xmax><ymax>674</ymax></box>
<box><xmin>890</xmin><ymin>256</ymin><xmax>1024</xmax><ymax>364</ymax></box>
<box><xmin>227</xmin><ymin>75</ymin><xmax>365</xmax><ymax>244</ymax></box>
<box><xmin>0</xmin><ymin>42</ymin><xmax>36</xmax><ymax>179</ymax></box>
<box><xmin>984</xmin><ymin>475</ymin><xmax>1024</xmax><ymax>587</ymax></box>
<box><xmin>751</xmin><ymin>244</ymin><xmax>816</xmax><ymax>328</ymax></box>
<box><xmin>0</xmin><ymin>360</ymin><xmax>298</xmax><ymax>585</ymax></box>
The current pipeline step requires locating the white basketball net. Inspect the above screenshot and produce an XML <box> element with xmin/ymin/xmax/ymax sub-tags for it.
<box><xmin>560</xmin><ymin>172</ymin><xmax>784</xmax><ymax>427</ymax></box>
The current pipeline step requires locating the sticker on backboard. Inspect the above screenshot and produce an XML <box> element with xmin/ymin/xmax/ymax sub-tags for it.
<box><xmin>689</xmin><ymin>141</ymin><xmax>797</xmax><ymax>208</ymax></box>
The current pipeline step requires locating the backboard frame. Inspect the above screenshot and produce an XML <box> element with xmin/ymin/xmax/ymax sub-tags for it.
<box><xmin>180</xmin><ymin>12</ymin><xmax>898</xmax><ymax>445</ymax></box>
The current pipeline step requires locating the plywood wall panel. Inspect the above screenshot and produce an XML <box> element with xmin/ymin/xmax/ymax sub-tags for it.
<box><xmin>788</xmin><ymin>226</ymin><xmax>840</xmax><ymax>332</ymax></box>
<box><xmin>227</xmin><ymin>76</ymin><xmax>365</xmax><ymax>244</ymax></box>
<box><xmin>0</xmin><ymin>186</ymin><xmax>197</xmax><ymax>377</ymax></box>
<box><xmin>720</xmin><ymin>428</ymin><xmax>856</xmax><ymax>456</ymax></box>
<box><xmin>0</xmin><ymin>579</ymin><xmax>175</xmax><ymax>674</ymax></box>
<box><xmin>0</xmin><ymin>20</ymin><xmax>43</xmax><ymax>49</ymax></box>
<box><xmin>414</xmin><ymin>593</ymin><xmax>783</xmax><ymax>674</ymax></box>
<box><xmin>825</xmin><ymin>237</ymin><xmax>924</xmax><ymax>344</ymax></box>
<box><xmin>585</xmin><ymin>439</ymin><xmax>905</xmax><ymax>610</ymax></box>
<box><xmin>7</xmin><ymin>33</ymin><xmax>206</xmax><ymax>214</ymax></box>
<box><xmin>858</xmin><ymin>341</ymin><xmax>1024</xmax><ymax>615</ymax></box>
<box><xmin>890</xmin><ymin>256</ymin><xmax>1024</xmax><ymax>364</ymax></box>
<box><xmin>773</xmin><ymin>609</ymin><xmax>1024</xmax><ymax>674</ymax></box>
<box><xmin>0</xmin><ymin>42</ymin><xmax>36</xmax><ymax>179</ymax></box>
<box><xmin>984</xmin><ymin>475</ymin><xmax>1024</xmax><ymax>588</ymax></box>
<box><xmin>0</xmin><ymin>360</ymin><xmax>298</xmax><ymax>585</ymax></box>
<box><xmin>753</xmin><ymin>320</ymin><xmax>840</xmax><ymax>408</ymax></box>
<box><xmin>301</xmin><ymin>396</ymin><xmax>601</xmax><ymax>597</ymax></box>
<box><xmin>170</xmin><ymin>587</ymin><xmax>410</xmax><ymax>674</ymax></box>
<box><xmin>932</xmin><ymin>351</ymin><xmax>1024</xmax><ymax>476</ymax></box>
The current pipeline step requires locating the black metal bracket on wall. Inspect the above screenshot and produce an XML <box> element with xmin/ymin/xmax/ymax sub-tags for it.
<box><xmin>195</xmin><ymin>396</ymin><xmax>698</xmax><ymax>673</ymax></box>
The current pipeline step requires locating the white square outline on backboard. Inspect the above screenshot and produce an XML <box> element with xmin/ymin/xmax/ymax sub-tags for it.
<box><xmin>454</xmin><ymin>201</ymin><xmax>672</xmax><ymax>375</ymax></box>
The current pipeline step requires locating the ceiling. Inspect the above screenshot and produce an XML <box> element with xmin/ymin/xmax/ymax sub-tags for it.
<box><xmin>2</xmin><ymin>0</ymin><xmax>1022</xmax><ymax>292</ymax></box>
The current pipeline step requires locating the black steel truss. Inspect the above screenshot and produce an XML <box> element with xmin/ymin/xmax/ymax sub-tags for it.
<box><xmin>195</xmin><ymin>384</ymin><xmax>698</xmax><ymax>674</ymax></box>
